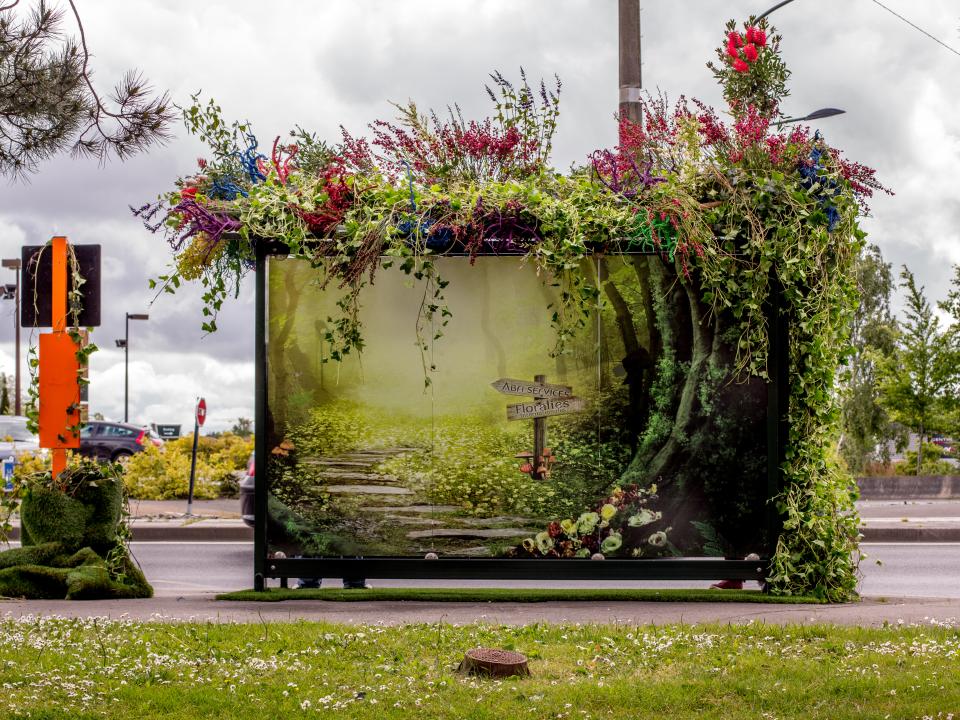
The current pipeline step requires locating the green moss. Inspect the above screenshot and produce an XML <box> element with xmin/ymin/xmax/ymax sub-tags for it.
<box><xmin>19</xmin><ymin>485</ymin><xmax>88</xmax><ymax>549</ymax></box>
<box><xmin>0</xmin><ymin>465</ymin><xmax>152</xmax><ymax>600</ymax></box>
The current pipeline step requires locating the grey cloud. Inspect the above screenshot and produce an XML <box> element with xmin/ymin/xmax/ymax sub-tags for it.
<box><xmin>2</xmin><ymin>0</ymin><xmax>959</xmax><ymax>429</ymax></box>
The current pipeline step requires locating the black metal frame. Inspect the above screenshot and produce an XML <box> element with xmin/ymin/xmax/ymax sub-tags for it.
<box><xmin>252</xmin><ymin>244</ymin><xmax>788</xmax><ymax>590</ymax></box>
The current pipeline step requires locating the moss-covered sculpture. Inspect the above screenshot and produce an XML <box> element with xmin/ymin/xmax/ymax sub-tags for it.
<box><xmin>0</xmin><ymin>462</ymin><xmax>152</xmax><ymax>600</ymax></box>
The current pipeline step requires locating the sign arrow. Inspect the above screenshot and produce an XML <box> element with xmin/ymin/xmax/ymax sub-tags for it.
<box><xmin>506</xmin><ymin>396</ymin><xmax>585</xmax><ymax>421</ymax></box>
<box><xmin>491</xmin><ymin>377</ymin><xmax>573</xmax><ymax>399</ymax></box>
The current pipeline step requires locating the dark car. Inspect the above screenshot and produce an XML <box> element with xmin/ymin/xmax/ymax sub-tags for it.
<box><xmin>79</xmin><ymin>421</ymin><xmax>164</xmax><ymax>462</ymax></box>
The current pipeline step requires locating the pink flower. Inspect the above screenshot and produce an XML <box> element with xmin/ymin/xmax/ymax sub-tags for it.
<box><xmin>727</xmin><ymin>31</ymin><xmax>743</xmax><ymax>48</ymax></box>
<box><xmin>743</xmin><ymin>43</ymin><xmax>759</xmax><ymax>62</ymax></box>
<box><xmin>753</xmin><ymin>29</ymin><xmax>767</xmax><ymax>46</ymax></box>
<box><xmin>745</xmin><ymin>26</ymin><xmax>756</xmax><ymax>44</ymax></box>
<box><xmin>733</xmin><ymin>58</ymin><xmax>749</xmax><ymax>73</ymax></box>
<box><xmin>726</xmin><ymin>43</ymin><xmax>740</xmax><ymax>60</ymax></box>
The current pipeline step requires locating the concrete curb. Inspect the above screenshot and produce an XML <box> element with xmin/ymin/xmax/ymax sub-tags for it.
<box><xmin>6</xmin><ymin>522</ymin><xmax>253</xmax><ymax>543</ymax></box>
<box><xmin>129</xmin><ymin>524</ymin><xmax>253</xmax><ymax>541</ymax></box>
<box><xmin>860</xmin><ymin>527</ymin><xmax>960</xmax><ymax>542</ymax></box>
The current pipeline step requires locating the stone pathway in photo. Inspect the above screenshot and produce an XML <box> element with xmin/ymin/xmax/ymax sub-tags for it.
<box><xmin>300</xmin><ymin>447</ymin><xmax>540</xmax><ymax>553</ymax></box>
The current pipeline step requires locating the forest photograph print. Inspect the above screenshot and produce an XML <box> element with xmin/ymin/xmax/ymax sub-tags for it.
<box><xmin>264</xmin><ymin>254</ymin><xmax>768</xmax><ymax>562</ymax></box>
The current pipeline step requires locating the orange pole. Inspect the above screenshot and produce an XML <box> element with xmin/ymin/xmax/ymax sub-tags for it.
<box><xmin>51</xmin><ymin>236</ymin><xmax>68</xmax><ymax>478</ymax></box>
<box><xmin>51</xmin><ymin>237</ymin><xmax>67</xmax><ymax>332</ymax></box>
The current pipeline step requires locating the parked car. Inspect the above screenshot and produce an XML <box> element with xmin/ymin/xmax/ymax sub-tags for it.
<box><xmin>239</xmin><ymin>452</ymin><xmax>255</xmax><ymax>527</ymax></box>
<box><xmin>0</xmin><ymin>415</ymin><xmax>42</xmax><ymax>461</ymax></box>
<box><xmin>78</xmin><ymin>421</ymin><xmax>164</xmax><ymax>463</ymax></box>
<box><xmin>931</xmin><ymin>437</ymin><xmax>955</xmax><ymax>455</ymax></box>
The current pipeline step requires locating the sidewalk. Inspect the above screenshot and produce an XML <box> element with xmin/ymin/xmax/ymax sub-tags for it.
<box><xmin>6</xmin><ymin>499</ymin><xmax>960</xmax><ymax>542</ymax></box>
<box><xmin>0</xmin><ymin>594</ymin><xmax>957</xmax><ymax>626</ymax></box>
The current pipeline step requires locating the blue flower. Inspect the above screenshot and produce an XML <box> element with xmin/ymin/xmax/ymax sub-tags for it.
<box><xmin>798</xmin><ymin>137</ymin><xmax>842</xmax><ymax>232</ymax></box>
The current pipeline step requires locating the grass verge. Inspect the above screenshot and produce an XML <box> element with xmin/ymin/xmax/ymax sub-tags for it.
<box><xmin>1</xmin><ymin>616</ymin><xmax>958</xmax><ymax>719</ymax></box>
<box><xmin>216</xmin><ymin>587</ymin><xmax>825</xmax><ymax>603</ymax></box>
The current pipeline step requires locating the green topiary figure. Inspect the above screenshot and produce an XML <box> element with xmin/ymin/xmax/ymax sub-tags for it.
<box><xmin>0</xmin><ymin>461</ymin><xmax>152</xmax><ymax>600</ymax></box>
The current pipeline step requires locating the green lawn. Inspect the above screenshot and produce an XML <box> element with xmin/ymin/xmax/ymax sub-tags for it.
<box><xmin>1</xmin><ymin>616</ymin><xmax>957</xmax><ymax>719</ymax></box>
<box><xmin>218</xmin><ymin>587</ymin><xmax>824</xmax><ymax>603</ymax></box>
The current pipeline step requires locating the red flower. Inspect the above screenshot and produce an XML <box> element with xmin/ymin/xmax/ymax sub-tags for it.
<box><xmin>727</xmin><ymin>31</ymin><xmax>743</xmax><ymax>48</ymax></box>
<box><xmin>754</xmin><ymin>28</ymin><xmax>767</xmax><ymax>46</ymax></box>
<box><xmin>726</xmin><ymin>43</ymin><xmax>740</xmax><ymax>60</ymax></box>
<box><xmin>180</xmin><ymin>186</ymin><xmax>198</xmax><ymax>200</ymax></box>
<box><xmin>745</xmin><ymin>26</ymin><xmax>756</xmax><ymax>44</ymax></box>
<box><xmin>743</xmin><ymin>43</ymin><xmax>759</xmax><ymax>62</ymax></box>
<box><xmin>548</xmin><ymin>521</ymin><xmax>563</xmax><ymax>538</ymax></box>
<box><xmin>733</xmin><ymin>58</ymin><xmax>749</xmax><ymax>73</ymax></box>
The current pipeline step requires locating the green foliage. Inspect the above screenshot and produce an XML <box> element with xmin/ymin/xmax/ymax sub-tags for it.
<box><xmin>122</xmin><ymin>433</ymin><xmax>252</xmax><ymax>500</ymax></box>
<box><xmin>286</xmin><ymin>401</ymin><xmax>381</xmax><ymax>457</ymax></box>
<box><xmin>380</xmin><ymin>418</ymin><xmax>552</xmax><ymax>517</ymax></box>
<box><xmin>839</xmin><ymin>244</ymin><xmax>902</xmax><ymax>472</ymax></box>
<box><xmin>0</xmin><ymin>3</ymin><xmax>174</xmax><ymax>178</ymax></box>
<box><xmin>877</xmin><ymin>267</ymin><xmax>958</xmax><ymax>475</ymax></box>
<box><xmin>707</xmin><ymin>18</ymin><xmax>790</xmax><ymax>118</ymax></box>
<box><xmin>0</xmin><ymin>371</ymin><xmax>10</xmax><ymax>414</ymax></box>
<box><xmin>894</xmin><ymin>443</ymin><xmax>956</xmax><ymax>476</ymax></box>
<box><xmin>938</xmin><ymin>263</ymin><xmax>960</xmax><ymax>439</ymax></box>
<box><xmin>230</xmin><ymin>416</ymin><xmax>253</xmax><ymax>438</ymax></box>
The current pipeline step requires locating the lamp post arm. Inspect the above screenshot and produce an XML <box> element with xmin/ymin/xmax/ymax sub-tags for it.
<box><xmin>756</xmin><ymin>0</ymin><xmax>796</xmax><ymax>22</ymax></box>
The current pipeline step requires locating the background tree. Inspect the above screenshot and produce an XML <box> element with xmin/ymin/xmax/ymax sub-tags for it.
<box><xmin>230</xmin><ymin>417</ymin><xmax>253</xmax><ymax>438</ymax></box>
<box><xmin>0</xmin><ymin>0</ymin><xmax>174</xmax><ymax>177</ymax></box>
<box><xmin>878</xmin><ymin>267</ymin><xmax>957</xmax><ymax>475</ymax></box>
<box><xmin>937</xmin><ymin>263</ymin><xmax>960</xmax><ymax>440</ymax></box>
<box><xmin>0</xmin><ymin>372</ymin><xmax>10</xmax><ymax>414</ymax></box>
<box><xmin>838</xmin><ymin>244</ymin><xmax>902</xmax><ymax>472</ymax></box>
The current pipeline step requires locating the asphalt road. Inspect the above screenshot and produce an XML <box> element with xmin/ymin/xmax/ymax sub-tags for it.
<box><xmin>129</xmin><ymin>541</ymin><xmax>960</xmax><ymax>599</ymax></box>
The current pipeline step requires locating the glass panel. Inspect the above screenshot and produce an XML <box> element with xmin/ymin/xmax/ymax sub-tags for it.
<box><xmin>265</xmin><ymin>254</ymin><xmax>769</xmax><ymax>562</ymax></box>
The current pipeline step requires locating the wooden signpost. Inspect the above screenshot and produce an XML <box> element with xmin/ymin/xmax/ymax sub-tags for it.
<box><xmin>492</xmin><ymin>374</ymin><xmax>584</xmax><ymax>480</ymax></box>
<box><xmin>490</xmin><ymin>378</ymin><xmax>572</xmax><ymax>399</ymax></box>
<box><xmin>506</xmin><ymin>396</ymin><xmax>585</xmax><ymax>421</ymax></box>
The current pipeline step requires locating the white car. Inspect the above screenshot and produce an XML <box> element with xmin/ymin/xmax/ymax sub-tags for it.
<box><xmin>0</xmin><ymin>415</ymin><xmax>42</xmax><ymax>461</ymax></box>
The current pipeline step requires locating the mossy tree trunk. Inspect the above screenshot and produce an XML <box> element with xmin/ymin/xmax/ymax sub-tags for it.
<box><xmin>604</xmin><ymin>257</ymin><xmax>768</xmax><ymax>556</ymax></box>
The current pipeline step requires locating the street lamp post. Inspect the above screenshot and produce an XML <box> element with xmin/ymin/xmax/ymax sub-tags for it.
<box><xmin>618</xmin><ymin>0</ymin><xmax>642</xmax><ymax>127</ymax></box>
<box><xmin>117</xmin><ymin>313</ymin><xmax>149</xmax><ymax>423</ymax></box>
<box><xmin>1</xmin><ymin>258</ymin><xmax>22</xmax><ymax>416</ymax></box>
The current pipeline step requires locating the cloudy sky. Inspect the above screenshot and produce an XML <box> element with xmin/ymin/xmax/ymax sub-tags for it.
<box><xmin>1</xmin><ymin>0</ymin><xmax>958</xmax><ymax>432</ymax></box>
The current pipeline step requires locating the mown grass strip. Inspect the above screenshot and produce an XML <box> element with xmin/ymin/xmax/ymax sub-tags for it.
<box><xmin>1</xmin><ymin>617</ymin><xmax>958</xmax><ymax>719</ymax></box>
<box><xmin>217</xmin><ymin>587</ymin><xmax>826</xmax><ymax>603</ymax></box>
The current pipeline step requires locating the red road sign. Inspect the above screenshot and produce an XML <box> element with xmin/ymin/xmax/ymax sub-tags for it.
<box><xmin>196</xmin><ymin>397</ymin><xmax>207</xmax><ymax>427</ymax></box>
